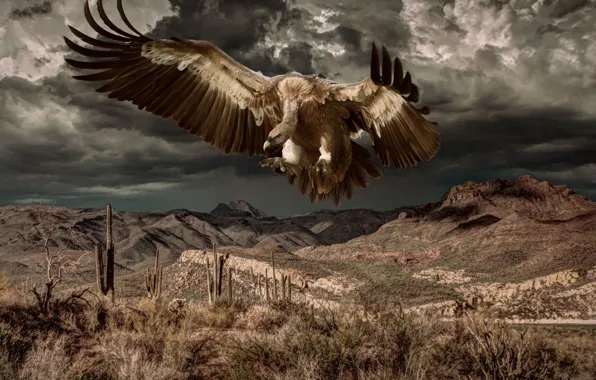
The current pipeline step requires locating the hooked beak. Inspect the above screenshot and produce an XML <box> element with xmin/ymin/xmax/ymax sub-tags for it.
<box><xmin>263</xmin><ymin>140</ymin><xmax>271</xmax><ymax>157</ymax></box>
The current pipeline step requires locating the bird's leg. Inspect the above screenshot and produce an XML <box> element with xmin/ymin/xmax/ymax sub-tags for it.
<box><xmin>312</xmin><ymin>139</ymin><xmax>332</xmax><ymax>176</ymax></box>
<box><xmin>259</xmin><ymin>157</ymin><xmax>288</xmax><ymax>174</ymax></box>
<box><xmin>310</xmin><ymin>138</ymin><xmax>335</xmax><ymax>194</ymax></box>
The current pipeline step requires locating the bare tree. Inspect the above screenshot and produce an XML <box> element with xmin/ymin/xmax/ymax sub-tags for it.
<box><xmin>18</xmin><ymin>204</ymin><xmax>90</xmax><ymax>314</ymax></box>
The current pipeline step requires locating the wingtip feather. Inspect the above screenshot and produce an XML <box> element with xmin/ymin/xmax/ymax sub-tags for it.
<box><xmin>381</xmin><ymin>45</ymin><xmax>392</xmax><ymax>85</ymax></box>
<box><xmin>370</xmin><ymin>42</ymin><xmax>381</xmax><ymax>84</ymax></box>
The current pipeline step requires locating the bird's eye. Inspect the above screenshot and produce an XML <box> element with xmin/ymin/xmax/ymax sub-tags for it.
<box><xmin>317</xmin><ymin>73</ymin><xmax>326</xmax><ymax>79</ymax></box>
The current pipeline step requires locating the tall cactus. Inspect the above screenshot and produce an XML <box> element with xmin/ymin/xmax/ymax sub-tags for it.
<box><xmin>271</xmin><ymin>251</ymin><xmax>277</xmax><ymax>300</ymax></box>
<box><xmin>218</xmin><ymin>254</ymin><xmax>225</xmax><ymax>296</ymax></box>
<box><xmin>212</xmin><ymin>243</ymin><xmax>218</xmax><ymax>301</ymax></box>
<box><xmin>145</xmin><ymin>248</ymin><xmax>162</xmax><ymax>299</ymax></box>
<box><xmin>227</xmin><ymin>267</ymin><xmax>233</xmax><ymax>303</ymax></box>
<box><xmin>204</xmin><ymin>243</ymin><xmax>230</xmax><ymax>304</ymax></box>
<box><xmin>265</xmin><ymin>268</ymin><xmax>270</xmax><ymax>301</ymax></box>
<box><xmin>279</xmin><ymin>273</ymin><xmax>292</xmax><ymax>301</ymax></box>
<box><xmin>287</xmin><ymin>274</ymin><xmax>292</xmax><ymax>302</ymax></box>
<box><xmin>95</xmin><ymin>204</ymin><xmax>115</xmax><ymax>301</ymax></box>
<box><xmin>206</xmin><ymin>257</ymin><xmax>213</xmax><ymax>304</ymax></box>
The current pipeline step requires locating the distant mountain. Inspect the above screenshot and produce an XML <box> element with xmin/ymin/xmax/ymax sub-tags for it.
<box><xmin>426</xmin><ymin>175</ymin><xmax>595</xmax><ymax>221</ymax></box>
<box><xmin>0</xmin><ymin>176</ymin><xmax>594</xmax><ymax>280</ymax></box>
<box><xmin>210</xmin><ymin>200</ymin><xmax>268</xmax><ymax>218</ymax></box>
<box><xmin>296</xmin><ymin>176</ymin><xmax>596</xmax><ymax>281</ymax></box>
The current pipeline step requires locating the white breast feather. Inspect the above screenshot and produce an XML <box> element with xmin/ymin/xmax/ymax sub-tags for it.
<box><xmin>282</xmin><ymin>139</ymin><xmax>302</xmax><ymax>164</ymax></box>
<box><xmin>317</xmin><ymin>137</ymin><xmax>332</xmax><ymax>163</ymax></box>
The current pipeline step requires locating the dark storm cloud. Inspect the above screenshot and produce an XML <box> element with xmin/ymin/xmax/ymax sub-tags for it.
<box><xmin>0</xmin><ymin>70</ymin><xmax>269</xmax><ymax>208</ymax></box>
<box><xmin>431</xmin><ymin>108</ymin><xmax>596</xmax><ymax>172</ymax></box>
<box><xmin>149</xmin><ymin>0</ymin><xmax>299</xmax><ymax>76</ymax></box>
<box><xmin>9</xmin><ymin>1</ymin><xmax>52</xmax><ymax>20</ymax></box>
<box><xmin>550</xmin><ymin>0</ymin><xmax>591</xmax><ymax>18</ymax></box>
<box><xmin>0</xmin><ymin>0</ymin><xmax>312</xmax><ymax>211</ymax></box>
<box><xmin>278</xmin><ymin>42</ymin><xmax>316</xmax><ymax>74</ymax></box>
<box><xmin>0</xmin><ymin>0</ymin><xmax>594</xmax><ymax>215</ymax></box>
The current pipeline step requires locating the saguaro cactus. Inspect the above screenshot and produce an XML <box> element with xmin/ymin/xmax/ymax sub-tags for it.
<box><xmin>279</xmin><ymin>273</ymin><xmax>292</xmax><ymax>301</ymax></box>
<box><xmin>227</xmin><ymin>267</ymin><xmax>233</xmax><ymax>303</ymax></box>
<box><xmin>95</xmin><ymin>204</ymin><xmax>115</xmax><ymax>301</ymax></box>
<box><xmin>265</xmin><ymin>268</ymin><xmax>270</xmax><ymax>301</ymax></box>
<box><xmin>205</xmin><ymin>257</ymin><xmax>213</xmax><ymax>304</ymax></box>
<box><xmin>271</xmin><ymin>251</ymin><xmax>277</xmax><ymax>300</ymax></box>
<box><xmin>145</xmin><ymin>248</ymin><xmax>163</xmax><ymax>299</ymax></box>
<box><xmin>287</xmin><ymin>274</ymin><xmax>292</xmax><ymax>302</ymax></box>
<box><xmin>204</xmin><ymin>243</ymin><xmax>230</xmax><ymax>304</ymax></box>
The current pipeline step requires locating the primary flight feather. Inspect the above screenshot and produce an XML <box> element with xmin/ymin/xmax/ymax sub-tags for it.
<box><xmin>64</xmin><ymin>0</ymin><xmax>440</xmax><ymax>206</ymax></box>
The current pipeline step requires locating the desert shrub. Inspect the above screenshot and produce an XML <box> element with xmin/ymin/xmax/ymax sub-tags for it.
<box><xmin>234</xmin><ymin>305</ymin><xmax>288</xmax><ymax>332</ymax></box>
<box><xmin>162</xmin><ymin>330</ymin><xmax>215</xmax><ymax>378</ymax></box>
<box><xmin>223</xmin><ymin>306</ymin><xmax>430</xmax><ymax>380</ymax></box>
<box><xmin>463</xmin><ymin>317</ymin><xmax>576</xmax><ymax>380</ymax></box>
<box><xmin>427</xmin><ymin>316</ymin><xmax>579</xmax><ymax>380</ymax></box>
<box><xmin>0</xmin><ymin>273</ymin><xmax>9</xmax><ymax>292</ymax></box>
<box><xmin>0</xmin><ymin>284</ymin><xmax>591</xmax><ymax>380</ymax></box>
<box><xmin>0</xmin><ymin>323</ymin><xmax>32</xmax><ymax>378</ymax></box>
<box><xmin>73</xmin><ymin>329</ymin><xmax>172</xmax><ymax>380</ymax></box>
<box><xmin>182</xmin><ymin>298</ymin><xmax>245</xmax><ymax>330</ymax></box>
<box><xmin>19</xmin><ymin>333</ymin><xmax>80</xmax><ymax>380</ymax></box>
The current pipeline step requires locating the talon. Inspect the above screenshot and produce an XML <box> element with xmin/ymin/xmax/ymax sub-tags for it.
<box><xmin>259</xmin><ymin>158</ymin><xmax>274</xmax><ymax>167</ymax></box>
<box><xmin>260</xmin><ymin>157</ymin><xmax>289</xmax><ymax>175</ymax></box>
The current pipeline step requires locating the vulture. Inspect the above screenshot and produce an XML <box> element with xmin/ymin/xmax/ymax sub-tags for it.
<box><xmin>64</xmin><ymin>0</ymin><xmax>440</xmax><ymax>206</ymax></box>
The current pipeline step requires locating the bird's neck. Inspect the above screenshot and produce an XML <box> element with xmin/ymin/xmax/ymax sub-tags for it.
<box><xmin>282</xmin><ymin>99</ymin><xmax>299</xmax><ymax>125</ymax></box>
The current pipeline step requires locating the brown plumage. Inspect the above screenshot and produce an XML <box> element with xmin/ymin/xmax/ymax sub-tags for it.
<box><xmin>64</xmin><ymin>0</ymin><xmax>441</xmax><ymax>206</ymax></box>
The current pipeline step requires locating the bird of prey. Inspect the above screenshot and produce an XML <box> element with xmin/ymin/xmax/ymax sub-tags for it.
<box><xmin>64</xmin><ymin>0</ymin><xmax>440</xmax><ymax>206</ymax></box>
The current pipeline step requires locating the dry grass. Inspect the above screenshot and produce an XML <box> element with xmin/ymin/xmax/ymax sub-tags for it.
<box><xmin>0</xmin><ymin>279</ymin><xmax>593</xmax><ymax>380</ymax></box>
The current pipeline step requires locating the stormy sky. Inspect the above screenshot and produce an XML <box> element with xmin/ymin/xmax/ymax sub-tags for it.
<box><xmin>0</xmin><ymin>0</ymin><xmax>594</xmax><ymax>217</ymax></box>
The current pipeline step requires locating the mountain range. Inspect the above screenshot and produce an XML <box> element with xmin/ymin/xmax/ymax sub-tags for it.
<box><xmin>0</xmin><ymin>175</ymin><xmax>594</xmax><ymax>285</ymax></box>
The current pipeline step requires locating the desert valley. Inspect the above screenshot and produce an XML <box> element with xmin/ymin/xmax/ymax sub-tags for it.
<box><xmin>0</xmin><ymin>175</ymin><xmax>595</xmax><ymax>379</ymax></box>
<box><xmin>1</xmin><ymin>175</ymin><xmax>594</xmax><ymax>321</ymax></box>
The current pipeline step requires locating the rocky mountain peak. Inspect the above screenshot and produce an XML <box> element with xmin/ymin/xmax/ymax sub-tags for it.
<box><xmin>433</xmin><ymin>175</ymin><xmax>595</xmax><ymax>220</ymax></box>
<box><xmin>209</xmin><ymin>200</ymin><xmax>267</xmax><ymax>218</ymax></box>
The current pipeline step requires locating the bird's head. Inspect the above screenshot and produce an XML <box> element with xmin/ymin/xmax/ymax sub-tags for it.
<box><xmin>263</xmin><ymin>130</ymin><xmax>291</xmax><ymax>157</ymax></box>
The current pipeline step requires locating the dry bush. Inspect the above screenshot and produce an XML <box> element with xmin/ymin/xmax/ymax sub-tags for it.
<box><xmin>234</xmin><ymin>305</ymin><xmax>288</xmax><ymax>332</ymax></box>
<box><xmin>0</xmin><ymin>273</ymin><xmax>8</xmax><ymax>292</ymax></box>
<box><xmin>0</xmin><ymin>323</ymin><xmax>32</xmax><ymax>379</ymax></box>
<box><xmin>464</xmin><ymin>317</ymin><xmax>565</xmax><ymax>379</ymax></box>
<box><xmin>19</xmin><ymin>333</ymin><xmax>80</xmax><ymax>380</ymax></box>
<box><xmin>0</xmin><ymin>280</ymin><xmax>25</xmax><ymax>307</ymax></box>
<box><xmin>71</xmin><ymin>302</ymin><xmax>218</xmax><ymax>380</ymax></box>
<box><xmin>223</xmin><ymin>304</ymin><xmax>432</xmax><ymax>380</ymax></box>
<box><xmin>178</xmin><ymin>298</ymin><xmax>245</xmax><ymax>330</ymax></box>
<box><xmin>0</xmin><ymin>282</ymin><xmax>591</xmax><ymax>380</ymax></box>
<box><xmin>428</xmin><ymin>315</ymin><xmax>579</xmax><ymax>380</ymax></box>
<box><xmin>19</xmin><ymin>205</ymin><xmax>90</xmax><ymax>316</ymax></box>
<box><xmin>73</xmin><ymin>329</ymin><xmax>176</xmax><ymax>379</ymax></box>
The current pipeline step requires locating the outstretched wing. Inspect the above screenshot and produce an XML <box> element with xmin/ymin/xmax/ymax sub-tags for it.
<box><xmin>328</xmin><ymin>43</ymin><xmax>440</xmax><ymax>168</ymax></box>
<box><xmin>64</xmin><ymin>0</ymin><xmax>282</xmax><ymax>157</ymax></box>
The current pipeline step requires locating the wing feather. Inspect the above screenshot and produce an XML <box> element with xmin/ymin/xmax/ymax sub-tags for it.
<box><xmin>328</xmin><ymin>43</ymin><xmax>440</xmax><ymax>168</ymax></box>
<box><xmin>64</xmin><ymin>0</ymin><xmax>281</xmax><ymax>157</ymax></box>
